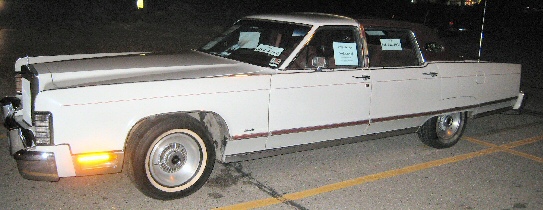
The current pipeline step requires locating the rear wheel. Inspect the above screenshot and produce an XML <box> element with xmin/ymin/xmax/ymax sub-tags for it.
<box><xmin>418</xmin><ymin>112</ymin><xmax>467</xmax><ymax>148</ymax></box>
<box><xmin>127</xmin><ymin>117</ymin><xmax>215</xmax><ymax>200</ymax></box>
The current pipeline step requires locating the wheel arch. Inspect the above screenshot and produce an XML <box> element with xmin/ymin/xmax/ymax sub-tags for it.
<box><xmin>417</xmin><ymin>109</ymin><xmax>475</xmax><ymax>128</ymax></box>
<box><xmin>124</xmin><ymin>111</ymin><xmax>232</xmax><ymax>169</ymax></box>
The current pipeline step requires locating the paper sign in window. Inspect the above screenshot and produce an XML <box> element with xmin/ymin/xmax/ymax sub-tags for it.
<box><xmin>254</xmin><ymin>44</ymin><xmax>284</xmax><ymax>56</ymax></box>
<box><xmin>333</xmin><ymin>42</ymin><xmax>358</xmax><ymax>66</ymax></box>
<box><xmin>238</xmin><ymin>32</ymin><xmax>260</xmax><ymax>49</ymax></box>
<box><xmin>380</xmin><ymin>39</ymin><xmax>402</xmax><ymax>51</ymax></box>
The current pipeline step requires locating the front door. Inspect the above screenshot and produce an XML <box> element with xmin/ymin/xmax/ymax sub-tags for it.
<box><xmin>267</xmin><ymin>26</ymin><xmax>372</xmax><ymax>148</ymax></box>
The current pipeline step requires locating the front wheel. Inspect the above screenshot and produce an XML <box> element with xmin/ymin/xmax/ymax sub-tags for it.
<box><xmin>128</xmin><ymin>117</ymin><xmax>215</xmax><ymax>200</ymax></box>
<box><xmin>418</xmin><ymin>112</ymin><xmax>467</xmax><ymax>149</ymax></box>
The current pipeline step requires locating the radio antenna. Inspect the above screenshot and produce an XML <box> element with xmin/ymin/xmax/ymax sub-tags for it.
<box><xmin>478</xmin><ymin>0</ymin><xmax>488</xmax><ymax>61</ymax></box>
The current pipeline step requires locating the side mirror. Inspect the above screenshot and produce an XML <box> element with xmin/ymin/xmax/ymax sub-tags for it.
<box><xmin>425</xmin><ymin>42</ymin><xmax>445</xmax><ymax>53</ymax></box>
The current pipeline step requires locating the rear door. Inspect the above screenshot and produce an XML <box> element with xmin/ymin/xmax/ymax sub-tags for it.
<box><xmin>364</xmin><ymin>28</ymin><xmax>441</xmax><ymax>133</ymax></box>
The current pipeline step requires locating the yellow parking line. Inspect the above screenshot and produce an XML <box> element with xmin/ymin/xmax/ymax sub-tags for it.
<box><xmin>216</xmin><ymin>147</ymin><xmax>502</xmax><ymax>209</ymax></box>
<box><xmin>464</xmin><ymin>135</ymin><xmax>543</xmax><ymax>163</ymax></box>
<box><xmin>502</xmin><ymin>135</ymin><xmax>543</xmax><ymax>148</ymax></box>
<box><xmin>503</xmin><ymin>149</ymin><xmax>543</xmax><ymax>163</ymax></box>
<box><xmin>463</xmin><ymin>136</ymin><xmax>496</xmax><ymax>147</ymax></box>
<box><xmin>216</xmin><ymin>135</ymin><xmax>543</xmax><ymax>210</ymax></box>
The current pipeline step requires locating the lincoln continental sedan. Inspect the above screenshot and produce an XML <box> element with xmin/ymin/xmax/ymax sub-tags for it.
<box><xmin>1</xmin><ymin>13</ymin><xmax>523</xmax><ymax>200</ymax></box>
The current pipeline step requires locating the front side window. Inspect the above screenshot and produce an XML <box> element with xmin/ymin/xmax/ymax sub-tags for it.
<box><xmin>287</xmin><ymin>26</ymin><xmax>361</xmax><ymax>70</ymax></box>
<box><xmin>198</xmin><ymin>20</ymin><xmax>311</xmax><ymax>68</ymax></box>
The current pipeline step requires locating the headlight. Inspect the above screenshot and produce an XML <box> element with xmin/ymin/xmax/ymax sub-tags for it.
<box><xmin>33</xmin><ymin>112</ymin><xmax>54</xmax><ymax>145</ymax></box>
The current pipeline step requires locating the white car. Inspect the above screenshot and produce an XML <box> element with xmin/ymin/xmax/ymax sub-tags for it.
<box><xmin>1</xmin><ymin>13</ymin><xmax>523</xmax><ymax>200</ymax></box>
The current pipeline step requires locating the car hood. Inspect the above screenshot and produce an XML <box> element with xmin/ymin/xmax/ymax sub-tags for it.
<box><xmin>31</xmin><ymin>51</ymin><xmax>272</xmax><ymax>91</ymax></box>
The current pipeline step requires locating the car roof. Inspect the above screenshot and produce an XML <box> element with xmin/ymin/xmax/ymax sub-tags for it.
<box><xmin>243</xmin><ymin>13</ymin><xmax>360</xmax><ymax>26</ymax></box>
<box><xmin>242</xmin><ymin>13</ymin><xmax>460</xmax><ymax>61</ymax></box>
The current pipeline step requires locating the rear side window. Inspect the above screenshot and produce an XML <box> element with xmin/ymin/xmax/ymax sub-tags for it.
<box><xmin>365</xmin><ymin>28</ymin><xmax>422</xmax><ymax>67</ymax></box>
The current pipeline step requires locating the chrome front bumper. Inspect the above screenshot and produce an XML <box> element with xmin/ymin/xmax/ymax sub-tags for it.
<box><xmin>13</xmin><ymin>150</ymin><xmax>59</xmax><ymax>181</ymax></box>
<box><xmin>2</xmin><ymin>97</ymin><xmax>60</xmax><ymax>181</ymax></box>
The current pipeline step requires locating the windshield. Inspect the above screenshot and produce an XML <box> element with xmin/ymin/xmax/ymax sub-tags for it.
<box><xmin>198</xmin><ymin>19</ymin><xmax>311</xmax><ymax>68</ymax></box>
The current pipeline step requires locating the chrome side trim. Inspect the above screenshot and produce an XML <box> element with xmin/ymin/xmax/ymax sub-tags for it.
<box><xmin>372</xmin><ymin>97</ymin><xmax>517</xmax><ymax>123</ymax></box>
<box><xmin>271</xmin><ymin>120</ymin><xmax>369</xmax><ymax>136</ymax></box>
<box><xmin>225</xmin><ymin>97</ymin><xmax>517</xmax><ymax>162</ymax></box>
<box><xmin>224</xmin><ymin>127</ymin><xmax>417</xmax><ymax>163</ymax></box>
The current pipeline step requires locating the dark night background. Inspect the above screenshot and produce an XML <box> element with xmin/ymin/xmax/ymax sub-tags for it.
<box><xmin>0</xmin><ymin>0</ymin><xmax>542</xmax><ymax>91</ymax></box>
<box><xmin>1</xmin><ymin>2</ymin><xmax>542</xmax><ymax>208</ymax></box>
<box><xmin>1</xmin><ymin>0</ymin><xmax>541</xmax><ymax>27</ymax></box>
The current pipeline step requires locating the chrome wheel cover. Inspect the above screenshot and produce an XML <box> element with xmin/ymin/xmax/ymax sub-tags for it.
<box><xmin>146</xmin><ymin>129</ymin><xmax>206</xmax><ymax>191</ymax></box>
<box><xmin>436</xmin><ymin>113</ymin><xmax>462</xmax><ymax>141</ymax></box>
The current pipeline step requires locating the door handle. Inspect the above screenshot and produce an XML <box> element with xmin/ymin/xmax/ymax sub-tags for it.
<box><xmin>353</xmin><ymin>75</ymin><xmax>371</xmax><ymax>80</ymax></box>
<box><xmin>422</xmin><ymin>72</ymin><xmax>438</xmax><ymax>77</ymax></box>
